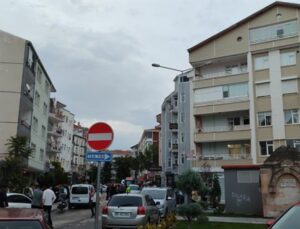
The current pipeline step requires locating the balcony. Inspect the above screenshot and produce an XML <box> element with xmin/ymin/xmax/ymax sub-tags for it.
<box><xmin>47</xmin><ymin>144</ymin><xmax>62</xmax><ymax>153</ymax></box>
<box><xmin>18</xmin><ymin>119</ymin><xmax>31</xmax><ymax>137</ymax></box>
<box><xmin>169</xmin><ymin>123</ymin><xmax>178</xmax><ymax>130</ymax></box>
<box><xmin>199</xmin><ymin>153</ymin><xmax>251</xmax><ymax>160</ymax></box>
<box><xmin>48</xmin><ymin>111</ymin><xmax>64</xmax><ymax>123</ymax></box>
<box><xmin>199</xmin><ymin>68</ymin><xmax>248</xmax><ymax>80</ymax></box>
<box><xmin>48</xmin><ymin>127</ymin><xmax>63</xmax><ymax>137</ymax></box>
<box><xmin>194</xmin><ymin>125</ymin><xmax>250</xmax><ymax>142</ymax></box>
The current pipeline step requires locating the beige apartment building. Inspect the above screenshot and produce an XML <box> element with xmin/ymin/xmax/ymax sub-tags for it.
<box><xmin>188</xmin><ymin>1</ymin><xmax>300</xmax><ymax>173</ymax></box>
<box><xmin>0</xmin><ymin>30</ymin><xmax>55</xmax><ymax>172</ymax></box>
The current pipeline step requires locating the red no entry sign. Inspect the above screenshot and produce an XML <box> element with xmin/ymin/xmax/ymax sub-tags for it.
<box><xmin>87</xmin><ymin>122</ymin><xmax>114</xmax><ymax>151</ymax></box>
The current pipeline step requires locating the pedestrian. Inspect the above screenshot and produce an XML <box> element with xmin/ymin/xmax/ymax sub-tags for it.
<box><xmin>90</xmin><ymin>187</ymin><xmax>96</xmax><ymax>217</ymax></box>
<box><xmin>31</xmin><ymin>184</ymin><xmax>43</xmax><ymax>209</ymax></box>
<box><xmin>42</xmin><ymin>184</ymin><xmax>56</xmax><ymax>229</ymax></box>
<box><xmin>0</xmin><ymin>184</ymin><xmax>8</xmax><ymax>208</ymax></box>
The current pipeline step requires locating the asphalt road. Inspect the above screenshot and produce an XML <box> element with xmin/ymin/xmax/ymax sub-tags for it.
<box><xmin>53</xmin><ymin>207</ymin><xmax>101</xmax><ymax>229</ymax></box>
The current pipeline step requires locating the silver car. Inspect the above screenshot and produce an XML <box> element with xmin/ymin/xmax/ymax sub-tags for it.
<box><xmin>141</xmin><ymin>187</ymin><xmax>176</xmax><ymax>217</ymax></box>
<box><xmin>102</xmin><ymin>193</ymin><xmax>160</xmax><ymax>229</ymax></box>
<box><xmin>7</xmin><ymin>193</ymin><xmax>32</xmax><ymax>208</ymax></box>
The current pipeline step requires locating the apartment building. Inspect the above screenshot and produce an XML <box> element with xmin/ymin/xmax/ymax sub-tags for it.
<box><xmin>188</xmin><ymin>1</ymin><xmax>300</xmax><ymax>174</ymax></box>
<box><xmin>0</xmin><ymin>30</ymin><xmax>55</xmax><ymax>173</ymax></box>
<box><xmin>72</xmin><ymin>123</ymin><xmax>87</xmax><ymax>176</ymax></box>
<box><xmin>46</xmin><ymin>98</ymin><xmax>64</xmax><ymax>169</ymax></box>
<box><xmin>161</xmin><ymin>71</ymin><xmax>193</xmax><ymax>186</ymax></box>
<box><xmin>58</xmin><ymin>108</ymin><xmax>74</xmax><ymax>172</ymax></box>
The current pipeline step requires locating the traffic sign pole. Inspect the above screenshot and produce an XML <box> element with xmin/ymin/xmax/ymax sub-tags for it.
<box><xmin>87</xmin><ymin>122</ymin><xmax>114</xmax><ymax>229</ymax></box>
<box><xmin>95</xmin><ymin>162</ymin><xmax>101</xmax><ymax>229</ymax></box>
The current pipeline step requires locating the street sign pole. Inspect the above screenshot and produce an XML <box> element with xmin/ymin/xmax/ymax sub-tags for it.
<box><xmin>95</xmin><ymin>161</ymin><xmax>101</xmax><ymax>229</ymax></box>
<box><xmin>87</xmin><ymin>122</ymin><xmax>114</xmax><ymax>229</ymax></box>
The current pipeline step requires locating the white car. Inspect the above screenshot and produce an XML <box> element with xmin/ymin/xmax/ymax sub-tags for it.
<box><xmin>69</xmin><ymin>184</ymin><xmax>94</xmax><ymax>209</ymax></box>
<box><xmin>7</xmin><ymin>193</ymin><xmax>32</xmax><ymax>208</ymax></box>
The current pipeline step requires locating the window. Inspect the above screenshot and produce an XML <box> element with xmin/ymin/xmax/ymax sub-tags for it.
<box><xmin>254</xmin><ymin>56</ymin><xmax>269</xmax><ymax>70</ymax></box>
<box><xmin>181</xmin><ymin>133</ymin><xmax>184</xmax><ymax>143</ymax></box>
<box><xmin>258</xmin><ymin>112</ymin><xmax>272</xmax><ymax>126</ymax></box>
<box><xmin>168</xmin><ymin>158</ymin><xmax>171</xmax><ymax>167</ymax></box>
<box><xmin>32</xmin><ymin>117</ymin><xmax>38</xmax><ymax>132</ymax></box>
<box><xmin>285</xmin><ymin>109</ymin><xmax>299</xmax><ymax>124</ymax></box>
<box><xmin>180</xmin><ymin>112</ymin><xmax>185</xmax><ymax>123</ymax></box>
<box><xmin>260</xmin><ymin>141</ymin><xmax>273</xmax><ymax>156</ymax></box>
<box><xmin>37</xmin><ymin>67</ymin><xmax>42</xmax><ymax>83</ymax></box>
<box><xmin>240</xmin><ymin>63</ymin><xmax>247</xmax><ymax>72</ymax></box>
<box><xmin>41</xmin><ymin>125</ymin><xmax>46</xmax><ymax>138</ymax></box>
<box><xmin>39</xmin><ymin>149</ymin><xmax>44</xmax><ymax>161</ymax></box>
<box><xmin>250</xmin><ymin>20</ymin><xmax>298</xmax><ymax>44</ymax></box>
<box><xmin>243</xmin><ymin>116</ymin><xmax>250</xmax><ymax>125</ymax></box>
<box><xmin>34</xmin><ymin>91</ymin><xmax>40</xmax><ymax>107</ymax></box>
<box><xmin>223</xmin><ymin>85</ymin><xmax>229</xmax><ymax>98</ymax></box>
<box><xmin>256</xmin><ymin>82</ymin><xmax>270</xmax><ymax>97</ymax></box>
<box><xmin>180</xmin><ymin>93</ymin><xmax>185</xmax><ymax>102</ymax></box>
<box><xmin>287</xmin><ymin>139</ymin><xmax>300</xmax><ymax>151</ymax></box>
<box><xmin>45</xmin><ymin>80</ymin><xmax>50</xmax><ymax>93</ymax></box>
<box><xmin>282</xmin><ymin>79</ymin><xmax>298</xmax><ymax>94</ymax></box>
<box><xmin>31</xmin><ymin>143</ymin><xmax>36</xmax><ymax>156</ymax></box>
<box><xmin>281</xmin><ymin>52</ymin><xmax>296</xmax><ymax>66</ymax></box>
<box><xmin>43</xmin><ymin>103</ymin><xmax>48</xmax><ymax>115</ymax></box>
<box><xmin>181</xmin><ymin>153</ymin><xmax>185</xmax><ymax>164</ymax></box>
<box><xmin>222</xmin><ymin>83</ymin><xmax>248</xmax><ymax>98</ymax></box>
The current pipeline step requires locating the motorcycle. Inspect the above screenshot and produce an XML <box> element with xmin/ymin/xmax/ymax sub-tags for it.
<box><xmin>57</xmin><ymin>194</ymin><xmax>68</xmax><ymax>212</ymax></box>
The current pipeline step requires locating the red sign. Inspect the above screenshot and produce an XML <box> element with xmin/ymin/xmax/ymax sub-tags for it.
<box><xmin>87</xmin><ymin>122</ymin><xmax>114</xmax><ymax>151</ymax></box>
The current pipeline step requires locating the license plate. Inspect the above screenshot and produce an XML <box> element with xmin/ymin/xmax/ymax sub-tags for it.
<box><xmin>115</xmin><ymin>212</ymin><xmax>130</xmax><ymax>217</ymax></box>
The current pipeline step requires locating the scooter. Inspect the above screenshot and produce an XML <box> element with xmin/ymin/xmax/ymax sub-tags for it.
<box><xmin>57</xmin><ymin>194</ymin><xmax>68</xmax><ymax>212</ymax></box>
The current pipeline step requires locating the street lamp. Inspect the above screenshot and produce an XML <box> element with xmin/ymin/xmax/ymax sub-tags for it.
<box><xmin>152</xmin><ymin>63</ymin><xmax>189</xmax><ymax>74</ymax></box>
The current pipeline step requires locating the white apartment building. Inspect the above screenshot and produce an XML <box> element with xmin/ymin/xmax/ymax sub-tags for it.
<box><xmin>0</xmin><ymin>30</ymin><xmax>55</xmax><ymax>173</ymax></box>
<box><xmin>58</xmin><ymin>108</ymin><xmax>74</xmax><ymax>172</ymax></box>
<box><xmin>161</xmin><ymin>71</ymin><xmax>193</xmax><ymax>187</ymax></box>
<box><xmin>72</xmin><ymin>123</ymin><xmax>87</xmax><ymax>176</ymax></box>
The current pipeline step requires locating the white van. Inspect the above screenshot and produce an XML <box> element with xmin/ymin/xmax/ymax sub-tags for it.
<box><xmin>69</xmin><ymin>184</ymin><xmax>94</xmax><ymax>209</ymax></box>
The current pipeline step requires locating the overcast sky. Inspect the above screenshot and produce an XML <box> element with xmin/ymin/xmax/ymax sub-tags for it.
<box><xmin>1</xmin><ymin>0</ymin><xmax>299</xmax><ymax>149</ymax></box>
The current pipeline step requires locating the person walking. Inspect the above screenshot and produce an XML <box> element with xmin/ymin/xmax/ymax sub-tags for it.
<box><xmin>90</xmin><ymin>188</ymin><xmax>96</xmax><ymax>217</ymax></box>
<box><xmin>42</xmin><ymin>185</ymin><xmax>56</xmax><ymax>229</ymax></box>
<box><xmin>31</xmin><ymin>184</ymin><xmax>43</xmax><ymax>209</ymax></box>
<box><xmin>0</xmin><ymin>184</ymin><xmax>8</xmax><ymax>208</ymax></box>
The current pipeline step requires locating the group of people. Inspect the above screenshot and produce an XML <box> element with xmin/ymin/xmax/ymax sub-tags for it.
<box><xmin>0</xmin><ymin>183</ymin><xmax>57</xmax><ymax>229</ymax></box>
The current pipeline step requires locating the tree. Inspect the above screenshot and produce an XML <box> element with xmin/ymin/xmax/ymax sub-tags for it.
<box><xmin>0</xmin><ymin>136</ymin><xmax>33</xmax><ymax>191</ymax></box>
<box><xmin>101</xmin><ymin>162</ymin><xmax>112</xmax><ymax>184</ymax></box>
<box><xmin>210</xmin><ymin>174</ymin><xmax>221</xmax><ymax>208</ymax></box>
<box><xmin>87</xmin><ymin>165</ymin><xmax>97</xmax><ymax>184</ymax></box>
<box><xmin>113</xmin><ymin>157</ymin><xmax>132</xmax><ymax>182</ymax></box>
<box><xmin>177</xmin><ymin>203</ymin><xmax>204</xmax><ymax>229</ymax></box>
<box><xmin>176</xmin><ymin>170</ymin><xmax>206</xmax><ymax>203</ymax></box>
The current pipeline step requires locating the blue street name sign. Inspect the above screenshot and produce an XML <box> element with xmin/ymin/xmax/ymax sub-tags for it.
<box><xmin>86</xmin><ymin>151</ymin><xmax>112</xmax><ymax>162</ymax></box>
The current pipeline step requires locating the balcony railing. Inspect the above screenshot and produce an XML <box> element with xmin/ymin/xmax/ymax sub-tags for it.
<box><xmin>169</xmin><ymin>123</ymin><xmax>178</xmax><ymax>130</ymax></box>
<box><xmin>48</xmin><ymin>127</ymin><xmax>63</xmax><ymax>137</ymax></box>
<box><xmin>199</xmin><ymin>153</ymin><xmax>251</xmax><ymax>160</ymax></box>
<box><xmin>199</xmin><ymin>68</ymin><xmax>248</xmax><ymax>79</ymax></box>
<box><xmin>196</xmin><ymin>125</ymin><xmax>250</xmax><ymax>133</ymax></box>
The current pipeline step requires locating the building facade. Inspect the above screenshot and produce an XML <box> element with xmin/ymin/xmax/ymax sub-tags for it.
<box><xmin>161</xmin><ymin>71</ymin><xmax>193</xmax><ymax>186</ymax></box>
<box><xmin>72</xmin><ymin>123</ymin><xmax>87</xmax><ymax>176</ymax></box>
<box><xmin>188</xmin><ymin>1</ymin><xmax>300</xmax><ymax>193</ymax></box>
<box><xmin>0</xmin><ymin>30</ymin><xmax>55</xmax><ymax>173</ymax></box>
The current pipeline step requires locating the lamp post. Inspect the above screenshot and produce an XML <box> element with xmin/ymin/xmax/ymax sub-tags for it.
<box><xmin>151</xmin><ymin>63</ymin><xmax>186</xmax><ymax>74</ymax></box>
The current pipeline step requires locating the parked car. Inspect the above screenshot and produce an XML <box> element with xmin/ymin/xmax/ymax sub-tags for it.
<box><xmin>102</xmin><ymin>193</ymin><xmax>160</xmax><ymax>229</ymax></box>
<box><xmin>0</xmin><ymin>208</ymin><xmax>49</xmax><ymax>229</ymax></box>
<box><xmin>267</xmin><ymin>202</ymin><xmax>300</xmax><ymax>228</ymax></box>
<box><xmin>141</xmin><ymin>187</ymin><xmax>176</xmax><ymax>217</ymax></box>
<box><xmin>129</xmin><ymin>184</ymin><xmax>140</xmax><ymax>194</ymax></box>
<box><xmin>7</xmin><ymin>193</ymin><xmax>32</xmax><ymax>208</ymax></box>
<box><xmin>69</xmin><ymin>184</ymin><xmax>94</xmax><ymax>209</ymax></box>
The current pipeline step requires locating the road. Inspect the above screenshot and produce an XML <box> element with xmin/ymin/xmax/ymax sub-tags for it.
<box><xmin>53</xmin><ymin>207</ymin><xmax>98</xmax><ymax>229</ymax></box>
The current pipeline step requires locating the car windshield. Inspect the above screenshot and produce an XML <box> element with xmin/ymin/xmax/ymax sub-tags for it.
<box><xmin>130</xmin><ymin>185</ymin><xmax>139</xmax><ymax>190</ymax></box>
<box><xmin>108</xmin><ymin>196</ymin><xmax>142</xmax><ymax>207</ymax></box>
<box><xmin>71</xmin><ymin>187</ymin><xmax>88</xmax><ymax>194</ymax></box>
<box><xmin>272</xmin><ymin>205</ymin><xmax>300</xmax><ymax>229</ymax></box>
<box><xmin>141</xmin><ymin>189</ymin><xmax>166</xmax><ymax>199</ymax></box>
<box><xmin>0</xmin><ymin>220</ymin><xmax>43</xmax><ymax>229</ymax></box>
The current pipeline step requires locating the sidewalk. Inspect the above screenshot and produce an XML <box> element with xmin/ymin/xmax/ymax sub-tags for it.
<box><xmin>176</xmin><ymin>216</ymin><xmax>268</xmax><ymax>224</ymax></box>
